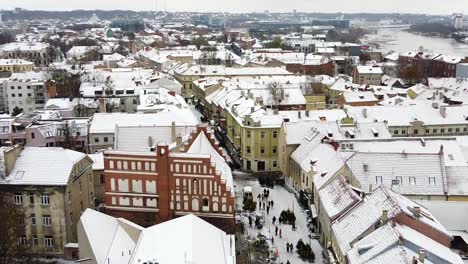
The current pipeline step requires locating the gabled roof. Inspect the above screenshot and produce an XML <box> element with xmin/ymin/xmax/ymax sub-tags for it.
<box><xmin>183</xmin><ymin>126</ymin><xmax>234</xmax><ymax>196</ymax></box>
<box><xmin>332</xmin><ymin>186</ymin><xmax>450</xmax><ymax>255</ymax></box>
<box><xmin>0</xmin><ymin>147</ymin><xmax>87</xmax><ymax>186</ymax></box>
<box><xmin>79</xmin><ymin>209</ymin><xmax>235</xmax><ymax>264</ymax></box>
<box><xmin>346</xmin><ymin>152</ymin><xmax>447</xmax><ymax>196</ymax></box>
<box><xmin>318</xmin><ymin>175</ymin><xmax>361</xmax><ymax>220</ymax></box>
<box><xmin>347</xmin><ymin>222</ymin><xmax>463</xmax><ymax>264</ymax></box>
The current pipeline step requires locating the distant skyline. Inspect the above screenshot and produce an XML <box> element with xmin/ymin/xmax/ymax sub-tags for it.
<box><xmin>2</xmin><ymin>0</ymin><xmax>468</xmax><ymax>15</ymax></box>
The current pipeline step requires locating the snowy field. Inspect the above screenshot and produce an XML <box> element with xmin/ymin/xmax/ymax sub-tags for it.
<box><xmin>234</xmin><ymin>172</ymin><xmax>324</xmax><ymax>264</ymax></box>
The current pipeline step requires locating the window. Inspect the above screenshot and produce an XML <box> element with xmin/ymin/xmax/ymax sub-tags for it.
<box><xmin>394</xmin><ymin>130</ymin><xmax>399</xmax><ymax>135</ymax></box>
<box><xmin>44</xmin><ymin>237</ymin><xmax>54</xmax><ymax>247</ymax></box>
<box><xmin>272</xmin><ymin>147</ymin><xmax>277</xmax><ymax>154</ymax></box>
<box><xmin>27</xmin><ymin>93</ymin><xmax>32</xmax><ymax>97</ymax></box>
<box><xmin>32</xmin><ymin>236</ymin><xmax>38</xmax><ymax>246</ymax></box>
<box><xmin>395</xmin><ymin>176</ymin><xmax>403</xmax><ymax>185</ymax></box>
<box><xmin>409</xmin><ymin>177</ymin><xmax>416</xmax><ymax>185</ymax></box>
<box><xmin>11</xmin><ymin>94</ymin><xmax>15</xmax><ymax>97</ymax></box>
<box><xmin>94</xmin><ymin>137</ymin><xmax>99</xmax><ymax>143</ymax></box>
<box><xmin>441</xmin><ymin>128</ymin><xmax>445</xmax><ymax>133</ymax></box>
<box><xmin>429</xmin><ymin>177</ymin><xmax>436</xmax><ymax>185</ymax></box>
<box><xmin>104</xmin><ymin>137</ymin><xmax>108</xmax><ymax>143</ymax></box>
<box><xmin>260</xmin><ymin>148</ymin><xmax>265</xmax><ymax>154</ymax></box>
<box><xmin>40</xmin><ymin>195</ymin><xmax>50</xmax><ymax>205</ymax></box>
<box><xmin>273</xmin><ymin>160</ymin><xmax>277</xmax><ymax>167</ymax></box>
<box><xmin>260</xmin><ymin>132</ymin><xmax>265</xmax><ymax>138</ymax></box>
<box><xmin>448</xmin><ymin>128</ymin><xmax>453</xmax><ymax>133</ymax></box>
<box><xmin>273</xmin><ymin>131</ymin><xmax>278</xmax><ymax>138</ymax></box>
<box><xmin>14</xmin><ymin>193</ymin><xmax>22</xmax><ymax>205</ymax></box>
<box><xmin>43</xmin><ymin>215</ymin><xmax>52</xmax><ymax>226</ymax></box>
<box><xmin>18</xmin><ymin>93</ymin><xmax>22</xmax><ymax>97</ymax></box>
<box><xmin>100</xmin><ymin>174</ymin><xmax>105</xmax><ymax>184</ymax></box>
<box><xmin>375</xmin><ymin>176</ymin><xmax>383</xmax><ymax>184</ymax></box>
<box><xmin>203</xmin><ymin>198</ymin><xmax>209</xmax><ymax>207</ymax></box>
<box><xmin>246</xmin><ymin>146</ymin><xmax>251</xmax><ymax>154</ymax></box>
<box><xmin>425</xmin><ymin>129</ymin><xmax>429</xmax><ymax>134</ymax></box>
<box><xmin>31</xmin><ymin>214</ymin><xmax>36</xmax><ymax>225</ymax></box>
<box><xmin>413</xmin><ymin>129</ymin><xmax>418</xmax><ymax>135</ymax></box>
<box><xmin>456</xmin><ymin>128</ymin><xmax>460</xmax><ymax>133</ymax></box>
<box><xmin>433</xmin><ymin>128</ymin><xmax>437</xmax><ymax>133</ymax></box>
<box><xmin>402</xmin><ymin>130</ymin><xmax>406</xmax><ymax>134</ymax></box>
<box><xmin>29</xmin><ymin>192</ymin><xmax>34</xmax><ymax>204</ymax></box>
<box><xmin>247</xmin><ymin>131</ymin><xmax>251</xmax><ymax>138</ymax></box>
<box><xmin>31</xmin><ymin>132</ymin><xmax>35</xmax><ymax>139</ymax></box>
<box><xmin>464</xmin><ymin>127</ymin><xmax>467</xmax><ymax>132</ymax></box>
<box><xmin>18</xmin><ymin>236</ymin><xmax>27</xmax><ymax>246</ymax></box>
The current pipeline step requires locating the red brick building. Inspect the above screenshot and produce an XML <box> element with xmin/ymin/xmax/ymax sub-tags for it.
<box><xmin>399</xmin><ymin>52</ymin><xmax>468</xmax><ymax>80</ymax></box>
<box><xmin>103</xmin><ymin>126</ymin><xmax>235</xmax><ymax>233</ymax></box>
<box><xmin>285</xmin><ymin>60</ymin><xmax>334</xmax><ymax>76</ymax></box>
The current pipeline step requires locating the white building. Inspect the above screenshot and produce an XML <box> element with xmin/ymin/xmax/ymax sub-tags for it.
<box><xmin>5</xmin><ymin>71</ymin><xmax>48</xmax><ymax>114</ymax></box>
<box><xmin>77</xmin><ymin>209</ymin><xmax>236</xmax><ymax>264</ymax></box>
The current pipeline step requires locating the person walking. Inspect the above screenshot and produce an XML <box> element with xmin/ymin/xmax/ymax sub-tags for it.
<box><xmin>267</xmin><ymin>205</ymin><xmax>270</xmax><ymax>214</ymax></box>
<box><xmin>275</xmin><ymin>226</ymin><xmax>278</xmax><ymax>236</ymax></box>
<box><xmin>271</xmin><ymin>236</ymin><xmax>274</xmax><ymax>245</ymax></box>
<box><xmin>286</xmin><ymin>261</ymin><xmax>290</xmax><ymax>264</ymax></box>
<box><xmin>272</xmin><ymin>216</ymin><xmax>276</xmax><ymax>225</ymax></box>
<box><xmin>279</xmin><ymin>228</ymin><xmax>282</xmax><ymax>238</ymax></box>
<box><xmin>290</xmin><ymin>243</ymin><xmax>294</xmax><ymax>253</ymax></box>
<box><xmin>248</xmin><ymin>215</ymin><xmax>252</xmax><ymax>227</ymax></box>
<box><xmin>271</xmin><ymin>200</ymin><xmax>274</xmax><ymax>207</ymax></box>
<box><xmin>286</xmin><ymin>243</ymin><xmax>290</xmax><ymax>253</ymax></box>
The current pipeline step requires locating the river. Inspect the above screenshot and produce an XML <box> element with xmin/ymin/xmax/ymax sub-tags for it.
<box><xmin>362</xmin><ymin>27</ymin><xmax>468</xmax><ymax>57</ymax></box>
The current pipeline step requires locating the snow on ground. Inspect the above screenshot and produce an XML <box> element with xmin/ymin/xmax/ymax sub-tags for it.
<box><xmin>235</xmin><ymin>174</ymin><xmax>324</xmax><ymax>264</ymax></box>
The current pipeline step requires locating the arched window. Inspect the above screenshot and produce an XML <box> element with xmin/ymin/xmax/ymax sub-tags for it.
<box><xmin>192</xmin><ymin>198</ymin><xmax>199</xmax><ymax>211</ymax></box>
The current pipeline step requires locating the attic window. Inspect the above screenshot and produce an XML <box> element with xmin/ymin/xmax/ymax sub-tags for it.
<box><xmin>428</xmin><ymin>177</ymin><xmax>436</xmax><ymax>185</ymax></box>
<box><xmin>320</xmin><ymin>171</ymin><xmax>328</xmax><ymax>177</ymax></box>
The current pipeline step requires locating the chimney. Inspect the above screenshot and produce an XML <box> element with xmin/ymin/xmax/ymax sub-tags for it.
<box><xmin>381</xmin><ymin>209</ymin><xmax>388</xmax><ymax>222</ymax></box>
<box><xmin>439</xmin><ymin>144</ymin><xmax>444</xmax><ymax>156</ymax></box>
<box><xmin>176</xmin><ymin>136</ymin><xmax>182</xmax><ymax>146</ymax></box>
<box><xmin>99</xmin><ymin>97</ymin><xmax>106</xmax><ymax>113</ymax></box>
<box><xmin>413</xmin><ymin>206</ymin><xmax>421</xmax><ymax>218</ymax></box>
<box><xmin>440</xmin><ymin>105</ymin><xmax>447</xmax><ymax>118</ymax></box>
<box><xmin>398</xmin><ymin>235</ymin><xmax>404</xmax><ymax>246</ymax></box>
<box><xmin>362</xmin><ymin>108</ymin><xmax>368</xmax><ymax>118</ymax></box>
<box><xmin>419</xmin><ymin>249</ymin><xmax>425</xmax><ymax>263</ymax></box>
<box><xmin>368</xmin><ymin>184</ymin><xmax>373</xmax><ymax>193</ymax></box>
<box><xmin>171</xmin><ymin>121</ymin><xmax>176</xmax><ymax>142</ymax></box>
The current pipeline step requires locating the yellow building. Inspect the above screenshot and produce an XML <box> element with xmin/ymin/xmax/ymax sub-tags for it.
<box><xmin>0</xmin><ymin>146</ymin><xmax>95</xmax><ymax>256</ymax></box>
<box><xmin>0</xmin><ymin>59</ymin><xmax>34</xmax><ymax>72</ymax></box>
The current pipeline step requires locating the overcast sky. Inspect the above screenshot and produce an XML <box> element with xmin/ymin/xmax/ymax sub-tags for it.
<box><xmin>2</xmin><ymin>0</ymin><xmax>468</xmax><ymax>15</ymax></box>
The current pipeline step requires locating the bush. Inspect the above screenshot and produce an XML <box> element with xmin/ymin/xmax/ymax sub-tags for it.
<box><xmin>243</xmin><ymin>198</ymin><xmax>256</xmax><ymax>212</ymax></box>
<box><xmin>279</xmin><ymin>210</ymin><xmax>296</xmax><ymax>225</ymax></box>
<box><xmin>296</xmin><ymin>239</ymin><xmax>315</xmax><ymax>262</ymax></box>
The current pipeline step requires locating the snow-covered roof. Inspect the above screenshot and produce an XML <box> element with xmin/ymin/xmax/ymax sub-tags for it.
<box><xmin>0</xmin><ymin>42</ymin><xmax>49</xmax><ymax>52</ymax></box>
<box><xmin>89</xmin><ymin>110</ymin><xmax>197</xmax><ymax>134</ymax></box>
<box><xmin>185</xmin><ymin>129</ymin><xmax>234</xmax><ymax>196</ymax></box>
<box><xmin>88</xmin><ymin>152</ymin><xmax>104</xmax><ymax>170</ymax></box>
<box><xmin>318</xmin><ymin>175</ymin><xmax>361</xmax><ymax>220</ymax></box>
<box><xmin>332</xmin><ymin>186</ymin><xmax>450</xmax><ymax>255</ymax></box>
<box><xmin>356</xmin><ymin>65</ymin><xmax>383</xmax><ymax>75</ymax></box>
<box><xmin>342</xmin><ymin>91</ymin><xmax>379</xmax><ymax>103</ymax></box>
<box><xmin>347</xmin><ymin>222</ymin><xmax>463</xmax><ymax>264</ymax></box>
<box><xmin>0</xmin><ymin>147</ymin><xmax>86</xmax><ymax>186</ymax></box>
<box><xmin>79</xmin><ymin>209</ymin><xmax>235</xmax><ymax>264</ymax></box>
<box><xmin>0</xmin><ymin>59</ymin><xmax>34</xmax><ymax>66</ymax></box>
<box><xmin>346</xmin><ymin>152</ymin><xmax>446</xmax><ymax>196</ymax></box>
<box><xmin>346</xmin><ymin>103</ymin><xmax>468</xmax><ymax>127</ymax></box>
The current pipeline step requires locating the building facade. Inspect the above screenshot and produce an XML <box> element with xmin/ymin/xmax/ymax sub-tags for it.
<box><xmin>103</xmin><ymin>126</ymin><xmax>235</xmax><ymax>233</ymax></box>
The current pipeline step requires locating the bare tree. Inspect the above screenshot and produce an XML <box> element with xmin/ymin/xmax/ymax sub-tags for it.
<box><xmin>0</xmin><ymin>194</ymin><xmax>35</xmax><ymax>264</ymax></box>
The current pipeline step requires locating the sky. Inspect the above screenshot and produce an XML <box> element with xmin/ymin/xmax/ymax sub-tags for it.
<box><xmin>3</xmin><ymin>0</ymin><xmax>468</xmax><ymax>15</ymax></box>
